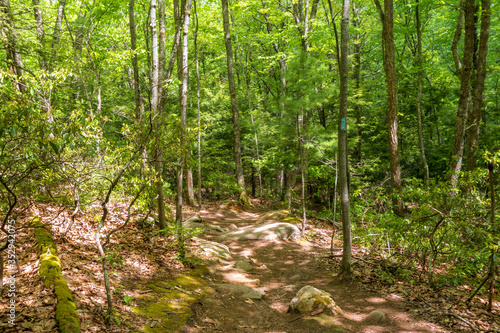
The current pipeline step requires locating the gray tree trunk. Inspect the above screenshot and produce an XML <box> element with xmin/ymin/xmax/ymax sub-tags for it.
<box><xmin>374</xmin><ymin>0</ymin><xmax>403</xmax><ymax>216</ymax></box>
<box><xmin>175</xmin><ymin>0</ymin><xmax>192</xmax><ymax>240</ymax></box>
<box><xmin>416</xmin><ymin>0</ymin><xmax>429</xmax><ymax>185</ymax></box>
<box><xmin>221</xmin><ymin>0</ymin><xmax>250</xmax><ymax>206</ymax></box>
<box><xmin>338</xmin><ymin>0</ymin><xmax>351</xmax><ymax>278</ymax></box>
<box><xmin>466</xmin><ymin>0</ymin><xmax>491</xmax><ymax>171</ymax></box>
<box><xmin>450</xmin><ymin>0</ymin><xmax>475</xmax><ymax>187</ymax></box>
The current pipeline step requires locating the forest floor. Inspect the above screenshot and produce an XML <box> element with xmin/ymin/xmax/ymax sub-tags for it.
<box><xmin>1</xmin><ymin>199</ymin><xmax>498</xmax><ymax>332</ymax></box>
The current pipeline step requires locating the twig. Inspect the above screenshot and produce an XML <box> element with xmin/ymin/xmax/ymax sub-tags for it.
<box><xmin>417</xmin><ymin>297</ymin><xmax>479</xmax><ymax>332</ymax></box>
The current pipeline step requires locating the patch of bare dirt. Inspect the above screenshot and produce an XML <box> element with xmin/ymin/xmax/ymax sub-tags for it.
<box><xmin>182</xmin><ymin>204</ymin><xmax>448</xmax><ymax>332</ymax></box>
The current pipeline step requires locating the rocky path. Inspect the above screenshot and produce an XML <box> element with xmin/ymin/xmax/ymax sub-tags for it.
<box><xmin>182</xmin><ymin>206</ymin><xmax>447</xmax><ymax>333</ymax></box>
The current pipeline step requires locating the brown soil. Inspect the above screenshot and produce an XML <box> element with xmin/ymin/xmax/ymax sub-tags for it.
<box><xmin>182</xmin><ymin>204</ymin><xmax>446</xmax><ymax>333</ymax></box>
<box><xmin>1</xmin><ymin>200</ymin><xmax>494</xmax><ymax>332</ymax></box>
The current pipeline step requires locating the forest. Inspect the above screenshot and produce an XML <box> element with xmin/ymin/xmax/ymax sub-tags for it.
<box><xmin>1</xmin><ymin>0</ymin><xmax>499</xmax><ymax>331</ymax></box>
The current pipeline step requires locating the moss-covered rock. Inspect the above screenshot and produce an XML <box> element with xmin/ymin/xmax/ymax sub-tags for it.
<box><xmin>32</xmin><ymin>218</ymin><xmax>80</xmax><ymax>333</ymax></box>
<box><xmin>133</xmin><ymin>268</ymin><xmax>215</xmax><ymax>332</ymax></box>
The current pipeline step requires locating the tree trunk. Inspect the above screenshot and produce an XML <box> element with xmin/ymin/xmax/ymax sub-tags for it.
<box><xmin>352</xmin><ymin>1</ymin><xmax>362</xmax><ymax>164</ymax></box>
<box><xmin>175</xmin><ymin>0</ymin><xmax>191</xmax><ymax>240</ymax></box>
<box><xmin>194</xmin><ymin>0</ymin><xmax>202</xmax><ymax>208</ymax></box>
<box><xmin>32</xmin><ymin>0</ymin><xmax>46</xmax><ymax>69</ymax></box>
<box><xmin>50</xmin><ymin>0</ymin><xmax>67</xmax><ymax>70</ymax></box>
<box><xmin>450</xmin><ymin>0</ymin><xmax>475</xmax><ymax>187</ymax></box>
<box><xmin>0</xmin><ymin>0</ymin><xmax>24</xmax><ymax>93</ymax></box>
<box><xmin>466</xmin><ymin>0</ymin><xmax>491</xmax><ymax>171</ymax></box>
<box><xmin>416</xmin><ymin>0</ymin><xmax>429</xmax><ymax>185</ymax></box>
<box><xmin>150</xmin><ymin>0</ymin><xmax>167</xmax><ymax>231</ymax></box>
<box><xmin>338</xmin><ymin>0</ymin><xmax>351</xmax><ymax>278</ymax></box>
<box><xmin>221</xmin><ymin>0</ymin><xmax>250</xmax><ymax>206</ymax></box>
<box><xmin>186</xmin><ymin>166</ymin><xmax>196</xmax><ymax>206</ymax></box>
<box><xmin>374</xmin><ymin>0</ymin><xmax>403</xmax><ymax>215</ymax></box>
<box><xmin>129</xmin><ymin>0</ymin><xmax>141</xmax><ymax>121</ymax></box>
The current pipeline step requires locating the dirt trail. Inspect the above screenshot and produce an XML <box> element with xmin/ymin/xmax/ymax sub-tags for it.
<box><xmin>183</xmin><ymin>206</ymin><xmax>447</xmax><ymax>333</ymax></box>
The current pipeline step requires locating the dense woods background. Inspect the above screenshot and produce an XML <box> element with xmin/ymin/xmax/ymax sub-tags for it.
<box><xmin>1</xmin><ymin>0</ymin><xmax>500</xmax><ymax>328</ymax></box>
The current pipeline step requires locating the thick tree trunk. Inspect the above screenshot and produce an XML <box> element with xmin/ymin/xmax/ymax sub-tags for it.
<box><xmin>175</xmin><ymin>0</ymin><xmax>191</xmax><ymax>240</ymax></box>
<box><xmin>416</xmin><ymin>0</ymin><xmax>429</xmax><ymax>185</ymax></box>
<box><xmin>450</xmin><ymin>0</ymin><xmax>475</xmax><ymax>187</ymax></box>
<box><xmin>466</xmin><ymin>0</ymin><xmax>491</xmax><ymax>171</ymax></box>
<box><xmin>374</xmin><ymin>0</ymin><xmax>403</xmax><ymax>215</ymax></box>
<box><xmin>338</xmin><ymin>0</ymin><xmax>351</xmax><ymax>278</ymax></box>
<box><xmin>221</xmin><ymin>0</ymin><xmax>250</xmax><ymax>206</ymax></box>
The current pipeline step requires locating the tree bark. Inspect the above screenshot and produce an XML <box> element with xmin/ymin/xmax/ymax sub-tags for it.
<box><xmin>416</xmin><ymin>0</ymin><xmax>429</xmax><ymax>185</ymax></box>
<box><xmin>450</xmin><ymin>0</ymin><xmax>475</xmax><ymax>187</ymax></box>
<box><xmin>50</xmin><ymin>0</ymin><xmax>67</xmax><ymax>70</ymax></box>
<box><xmin>0</xmin><ymin>0</ymin><xmax>24</xmax><ymax>93</ymax></box>
<box><xmin>32</xmin><ymin>0</ymin><xmax>46</xmax><ymax>69</ymax></box>
<box><xmin>175</xmin><ymin>0</ymin><xmax>191</xmax><ymax>240</ymax></box>
<box><xmin>221</xmin><ymin>0</ymin><xmax>250</xmax><ymax>206</ymax></box>
<box><xmin>150</xmin><ymin>0</ymin><xmax>167</xmax><ymax>232</ymax></box>
<box><xmin>129</xmin><ymin>0</ymin><xmax>141</xmax><ymax>121</ymax></box>
<box><xmin>352</xmin><ymin>0</ymin><xmax>362</xmax><ymax>163</ymax></box>
<box><xmin>374</xmin><ymin>0</ymin><xmax>403</xmax><ymax>215</ymax></box>
<box><xmin>465</xmin><ymin>0</ymin><xmax>491</xmax><ymax>171</ymax></box>
<box><xmin>194</xmin><ymin>0</ymin><xmax>202</xmax><ymax>208</ymax></box>
<box><xmin>338</xmin><ymin>0</ymin><xmax>351</xmax><ymax>277</ymax></box>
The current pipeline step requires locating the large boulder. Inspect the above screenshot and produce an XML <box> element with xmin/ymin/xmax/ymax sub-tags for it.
<box><xmin>288</xmin><ymin>286</ymin><xmax>341</xmax><ymax>315</ymax></box>
<box><xmin>219</xmin><ymin>222</ymin><xmax>301</xmax><ymax>241</ymax></box>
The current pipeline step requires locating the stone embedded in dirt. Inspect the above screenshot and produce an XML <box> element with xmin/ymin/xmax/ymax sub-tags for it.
<box><xmin>288</xmin><ymin>285</ymin><xmax>341</xmax><ymax>315</ymax></box>
<box><xmin>214</xmin><ymin>283</ymin><xmax>265</xmax><ymax>300</ymax></box>
<box><xmin>364</xmin><ymin>310</ymin><xmax>386</xmax><ymax>323</ymax></box>
<box><xmin>219</xmin><ymin>222</ymin><xmax>301</xmax><ymax>241</ymax></box>
<box><xmin>197</xmin><ymin>239</ymin><xmax>232</xmax><ymax>260</ymax></box>
<box><xmin>234</xmin><ymin>259</ymin><xmax>254</xmax><ymax>272</ymax></box>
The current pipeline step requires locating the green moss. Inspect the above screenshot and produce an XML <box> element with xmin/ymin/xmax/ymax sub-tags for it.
<box><xmin>32</xmin><ymin>217</ymin><xmax>80</xmax><ymax>333</ymax></box>
<box><xmin>134</xmin><ymin>271</ymin><xmax>215</xmax><ymax>332</ymax></box>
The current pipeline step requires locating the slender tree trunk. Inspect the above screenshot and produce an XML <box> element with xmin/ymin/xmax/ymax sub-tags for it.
<box><xmin>374</xmin><ymin>0</ymin><xmax>403</xmax><ymax>216</ymax></box>
<box><xmin>416</xmin><ymin>0</ymin><xmax>429</xmax><ymax>185</ymax></box>
<box><xmin>338</xmin><ymin>0</ymin><xmax>351</xmax><ymax>278</ymax></box>
<box><xmin>129</xmin><ymin>0</ymin><xmax>141</xmax><ymax>120</ymax></box>
<box><xmin>194</xmin><ymin>0</ymin><xmax>202</xmax><ymax>208</ymax></box>
<box><xmin>186</xmin><ymin>166</ymin><xmax>196</xmax><ymax>206</ymax></box>
<box><xmin>150</xmin><ymin>0</ymin><xmax>167</xmax><ymax>232</ymax></box>
<box><xmin>175</xmin><ymin>0</ymin><xmax>191</xmax><ymax>240</ymax></box>
<box><xmin>50</xmin><ymin>0</ymin><xmax>67</xmax><ymax>70</ymax></box>
<box><xmin>352</xmin><ymin>1</ymin><xmax>362</xmax><ymax>164</ymax></box>
<box><xmin>221</xmin><ymin>0</ymin><xmax>250</xmax><ymax>206</ymax></box>
<box><xmin>32</xmin><ymin>0</ymin><xmax>46</xmax><ymax>69</ymax></box>
<box><xmin>450</xmin><ymin>0</ymin><xmax>475</xmax><ymax>187</ymax></box>
<box><xmin>466</xmin><ymin>0</ymin><xmax>491</xmax><ymax>171</ymax></box>
<box><xmin>0</xmin><ymin>0</ymin><xmax>24</xmax><ymax>93</ymax></box>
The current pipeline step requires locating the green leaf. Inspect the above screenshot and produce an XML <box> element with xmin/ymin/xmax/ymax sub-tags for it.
<box><xmin>49</xmin><ymin>141</ymin><xmax>59</xmax><ymax>155</ymax></box>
